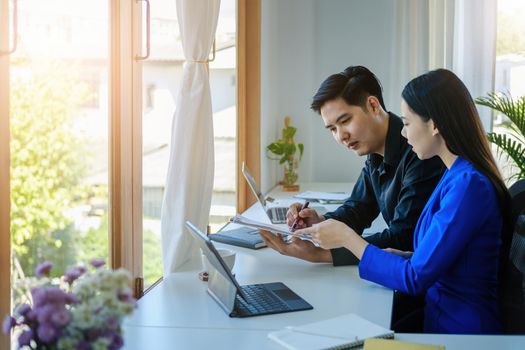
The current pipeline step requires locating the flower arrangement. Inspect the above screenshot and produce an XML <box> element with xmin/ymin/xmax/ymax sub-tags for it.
<box><xmin>3</xmin><ymin>259</ymin><xmax>136</xmax><ymax>350</ymax></box>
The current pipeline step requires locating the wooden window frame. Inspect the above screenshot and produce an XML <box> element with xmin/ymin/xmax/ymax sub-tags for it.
<box><xmin>237</xmin><ymin>0</ymin><xmax>261</xmax><ymax>213</ymax></box>
<box><xmin>0</xmin><ymin>1</ymin><xmax>11</xmax><ymax>348</ymax></box>
<box><xmin>109</xmin><ymin>0</ymin><xmax>144</xmax><ymax>297</ymax></box>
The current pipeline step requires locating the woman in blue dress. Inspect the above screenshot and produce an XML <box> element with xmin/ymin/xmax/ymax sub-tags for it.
<box><xmin>296</xmin><ymin>69</ymin><xmax>512</xmax><ymax>334</ymax></box>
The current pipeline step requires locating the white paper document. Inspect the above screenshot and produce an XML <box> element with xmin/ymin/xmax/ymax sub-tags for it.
<box><xmin>268</xmin><ymin>313</ymin><xmax>394</xmax><ymax>350</ymax></box>
<box><xmin>230</xmin><ymin>215</ymin><xmax>312</xmax><ymax>240</ymax></box>
<box><xmin>294</xmin><ymin>191</ymin><xmax>350</xmax><ymax>204</ymax></box>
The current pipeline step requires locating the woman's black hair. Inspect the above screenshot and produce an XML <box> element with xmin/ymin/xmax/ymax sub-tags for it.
<box><xmin>402</xmin><ymin>68</ymin><xmax>513</xmax><ymax>284</ymax></box>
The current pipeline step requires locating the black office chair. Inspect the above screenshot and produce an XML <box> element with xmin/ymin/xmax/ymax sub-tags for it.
<box><xmin>500</xmin><ymin>178</ymin><xmax>525</xmax><ymax>334</ymax></box>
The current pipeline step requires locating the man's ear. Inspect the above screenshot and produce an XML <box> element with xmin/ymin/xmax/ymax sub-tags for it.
<box><xmin>367</xmin><ymin>96</ymin><xmax>382</xmax><ymax>114</ymax></box>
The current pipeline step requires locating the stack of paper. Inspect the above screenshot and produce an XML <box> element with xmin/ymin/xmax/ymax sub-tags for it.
<box><xmin>268</xmin><ymin>313</ymin><xmax>394</xmax><ymax>350</ymax></box>
<box><xmin>230</xmin><ymin>215</ymin><xmax>312</xmax><ymax>240</ymax></box>
<box><xmin>294</xmin><ymin>191</ymin><xmax>351</xmax><ymax>204</ymax></box>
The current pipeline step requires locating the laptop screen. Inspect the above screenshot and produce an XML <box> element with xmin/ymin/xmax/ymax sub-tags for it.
<box><xmin>241</xmin><ymin>162</ymin><xmax>267</xmax><ymax>208</ymax></box>
<box><xmin>185</xmin><ymin>221</ymin><xmax>249</xmax><ymax>301</ymax></box>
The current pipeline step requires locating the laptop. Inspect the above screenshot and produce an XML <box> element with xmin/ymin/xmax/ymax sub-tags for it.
<box><xmin>241</xmin><ymin>162</ymin><xmax>326</xmax><ymax>224</ymax></box>
<box><xmin>185</xmin><ymin>221</ymin><xmax>313</xmax><ymax>318</ymax></box>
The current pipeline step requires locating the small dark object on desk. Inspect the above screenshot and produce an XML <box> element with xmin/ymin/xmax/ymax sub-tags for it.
<box><xmin>198</xmin><ymin>272</ymin><xmax>209</xmax><ymax>282</ymax></box>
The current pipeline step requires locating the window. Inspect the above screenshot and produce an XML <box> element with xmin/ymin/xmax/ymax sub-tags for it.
<box><xmin>7</xmin><ymin>0</ymin><xmax>110</xmax><ymax>313</ymax></box>
<box><xmin>494</xmin><ymin>0</ymin><xmax>525</xmax><ymax>180</ymax></box>
<box><xmin>0</xmin><ymin>2</ymin><xmax>252</xmax><ymax>346</ymax></box>
<box><xmin>141</xmin><ymin>0</ymin><xmax>237</xmax><ymax>288</ymax></box>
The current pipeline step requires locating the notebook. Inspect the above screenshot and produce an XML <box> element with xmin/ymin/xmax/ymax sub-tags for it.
<box><xmin>364</xmin><ymin>339</ymin><xmax>445</xmax><ymax>350</ymax></box>
<box><xmin>210</xmin><ymin>226</ymin><xmax>266</xmax><ymax>249</ymax></box>
<box><xmin>268</xmin><ymin>313</ymin><xmax>394</xmax><ymax>350</ymax></box>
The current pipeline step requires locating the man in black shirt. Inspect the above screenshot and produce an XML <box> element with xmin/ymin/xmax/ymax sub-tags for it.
<box><xmin>260</xmin><ymin>66</ymin><xmax>445</xmax><ymax>266</ymax></box>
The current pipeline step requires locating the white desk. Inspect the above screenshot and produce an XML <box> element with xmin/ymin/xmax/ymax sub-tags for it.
<box><xmin>122</xmin><ymin>182</ymin><xmax>525</xmax><ymax>349</ymax></box>
<box><xmin>123</xmin><ymin>247</ymin><xmax>392</xmax><ymax>348</ymax></box>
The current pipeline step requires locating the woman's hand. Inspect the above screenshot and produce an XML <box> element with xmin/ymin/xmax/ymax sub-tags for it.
<box><xmin>258</xmin><ymin>230</ymin><xmax>333</xmax><ymax>263</ymax></box>
<box><xmin>295</xmin><ymin>219</ymin><xmax>369</xmax><ymax>260</ymax></box>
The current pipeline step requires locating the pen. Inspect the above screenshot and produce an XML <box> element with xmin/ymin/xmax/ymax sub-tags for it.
<box><xmin>290</xmin><ymin>201</ymin><xmax>309</xmax><ymax>231</ymax></box>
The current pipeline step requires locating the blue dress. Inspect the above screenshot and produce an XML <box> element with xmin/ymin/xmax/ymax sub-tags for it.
<box><xmin>359</xmin><ymin>157</ymin><xmax>502</xmax><ymax>333</ymax></box>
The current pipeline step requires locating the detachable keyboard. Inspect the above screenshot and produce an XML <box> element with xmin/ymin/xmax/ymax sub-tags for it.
<box><xmin>233</xmin><ymin>284</ymin><xmax>291</xmax><ymax>317</ymax></box>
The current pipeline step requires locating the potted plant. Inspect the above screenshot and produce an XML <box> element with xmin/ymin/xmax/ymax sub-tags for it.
<box><xmin>475</xmin><ymin>92</ymin><xmax>525</xmax><ymax>181</ymax></box>
<box><xmin>266</xmin><ymin>116</ymin><xmax>304</xmax><ymax>191</ymax></box>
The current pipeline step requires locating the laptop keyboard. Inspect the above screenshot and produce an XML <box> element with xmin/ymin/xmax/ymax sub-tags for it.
<box><xmin>235</xmin><ymin>284</ymin><xmax>290</xmax><ymax>315</ymax></box>
<box><xmin>272</xmin><ymin>207</ymin><xmax>288</xmax><ymax>223</ymax></box>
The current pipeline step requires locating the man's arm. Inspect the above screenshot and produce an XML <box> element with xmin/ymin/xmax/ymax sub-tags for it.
<box><xmin>323</xmin><ymin>164</ymin><xmax>379</xmax><ymax>234</ymax></box>
<box><xmin>323</xmin><ymin>164</ymin><xmax>381</xmax><ymax>265</ymax></box>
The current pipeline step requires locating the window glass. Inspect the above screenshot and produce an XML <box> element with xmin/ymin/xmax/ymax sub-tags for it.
<box><xmin>10</xmin><ymin>0</ymin><xmax>109</xmax><ymax>306</ymax></box>
<box><xmin>494</xmin><ymin>0</ymin><xmax>525</xmax><ymax>180</ymax></box>
<box><xmin>142</xmin><ymin>0</ymin><xmax>237</xmax><ymax>288</ymax></box>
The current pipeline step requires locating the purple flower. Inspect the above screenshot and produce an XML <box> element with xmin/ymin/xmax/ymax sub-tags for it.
<box><xmin>16</xmin><ymin>303</ymin><xmax>31</xmax><ymax>317</ymax></box>
<box><xmin>117</xmin><ymin>290</ymin><xmax>134</xmax><ymax>304</ymax></box>
<box><xmin>36</xmin><ymin>304</ymin><xmax>55</xmax><ymax>324</ymax></box>
<box><xmin>89</xmin><ymin>258</ymin><xmax>106</xmax><ymax>268</ymax></box>
<box><xmin>64</xmin><ymin>266</ymin><xmax>86</xmax><ymax>284</ymax></box>
<box><xmin>85</xmin><ymin>327</ymin><xmax>101</xmax><ymax>341</ymax></box>
<box><xmin>2</xmin><ymin>316</ymin><xmax>16</xmax><ymax>335</ymax></box>
<box><xmin>18</xmin><ymin>329</ymin><xmax>33</xmax><ymax>347</ymax></box>
<box><xmin>51</xmin><ymin>309</ymin><xmax>71</xmax><ymax>327</ymax></box>
<box><xmin>35</xmin><ymin>261</ymin><xmax>53</xmax><ymax>277</ymax></box>
<box><xmin>37</xmin><ymin>323</ymin><xmax>57</xmax><ymax>343</ymax></box>
<box><xmin>31</xmin><ymin>287</ymin><xmax>46</xmax><ymax>307</ymax></box>
<box><xmin>105</xmin><ymin>316</ymin><xmax>120</xmax><ymax>331</ymax></box>
<box><xmin>25</xmin><ymin>309</ymin><xmax>37</xmax><ymax>322</ymax></box>
<box><xmin>76</xmin><ymin>340</ymin><xmax>92</xmax><ymax>350</ymax></box>
<box><xmin>32</xmin><ymin>286</ymin><xmax>72</xmax><ymax>307</ymax></box>
<box><xmin>109</xmin><ymin>333</ymin><xmax>124</xmax><ymax>350</ymax></box>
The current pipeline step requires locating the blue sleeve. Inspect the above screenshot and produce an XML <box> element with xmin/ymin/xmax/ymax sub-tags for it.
<box><xmin>358</xmin><ymin>172</ymin><xmax>498</xmax><ymax>295</ymax></box>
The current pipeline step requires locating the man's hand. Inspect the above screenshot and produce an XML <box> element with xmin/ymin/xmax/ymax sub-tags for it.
<box><xmin>383</xmin><ymin>248</ymin><xmax>413</xmax><ymax>259</ymax></box>
<box><xmin>258</xmin><ymin>230</ymin><xmax>332</xmax><ymax>263</ymax></box>
<box><xmin>286</xmin><ymin>202</ymin><xmax>324</xmax><ymax>230</ymax></box>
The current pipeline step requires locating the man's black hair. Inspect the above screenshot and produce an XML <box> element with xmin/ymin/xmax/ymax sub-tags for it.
<box><xmin>311</xmin><ymin>66</ymin><xmax>386</xmax><ymax>114</ymax></box>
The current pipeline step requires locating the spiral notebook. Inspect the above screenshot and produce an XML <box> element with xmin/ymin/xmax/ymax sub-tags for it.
<box><xmin>268</xmin><ymin>313</ymin><xmax>394</xmax><ymax>350</ymax></box>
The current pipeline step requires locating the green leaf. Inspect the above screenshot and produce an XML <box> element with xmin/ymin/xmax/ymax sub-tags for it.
<box><xmin>282</xmin><ymin>143</ymin><xmax>296</xmax><ymax>156</ymax></box>
<box><xmin>298</xmin><ymin>143</ymin><xmax>304</xmax><ymax>160</ymax></box>
<box><xmin>283</xmin><ymin>126</ymin><xmax>297</xmax><ymax>139</ymax></box>
<box><xmin>476</xmin><ymin>93</ymin><xmax>525</xmax><ymax>137</ymax></box>
<box><xmin>488</xmin><ymin>132</ymin><xmax>525</xmax><ymax>180</ymax></box>
<box><xmin>266</xmin><ymin>143</ymin><xmax>284</xmax><ymax>155</ymax></box>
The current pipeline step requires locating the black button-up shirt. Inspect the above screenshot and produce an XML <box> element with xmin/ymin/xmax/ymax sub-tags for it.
<box><xmin>324</xmin><ymin>113</ymin><xmax>446</xmax><ymax>265</ymax></box>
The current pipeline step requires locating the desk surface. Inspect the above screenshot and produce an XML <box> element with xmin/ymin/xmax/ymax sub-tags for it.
<box><xmin>122</xmin><ymin>182</ymin><xmax>525</xmax><ymax>349</ymax></box>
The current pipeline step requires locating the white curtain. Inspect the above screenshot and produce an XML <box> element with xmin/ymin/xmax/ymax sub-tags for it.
<box><xmin>161</xmin><ymin>0</ymin><xmax>220</xmax><ymax>275</ymax></box>
<box><xmin>388</xmin><ymin>0</ymin><xmax>496</xmax><ymax>131</ymax></box>
<box><xmin>452</xmin><ymin>0</ymin><xmax>497</xmax><ymax>130</ymax></box>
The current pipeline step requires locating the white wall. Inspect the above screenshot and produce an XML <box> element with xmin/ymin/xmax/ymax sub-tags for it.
<box><xmin>261</xmin><ymin>0</ymin><xmax>316</xmax><ymax>192</ymax></box>
<box><xmin>261</xmin><ymin>0</ymin><xmax>397</xmax><ymax>193</ymax></box>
